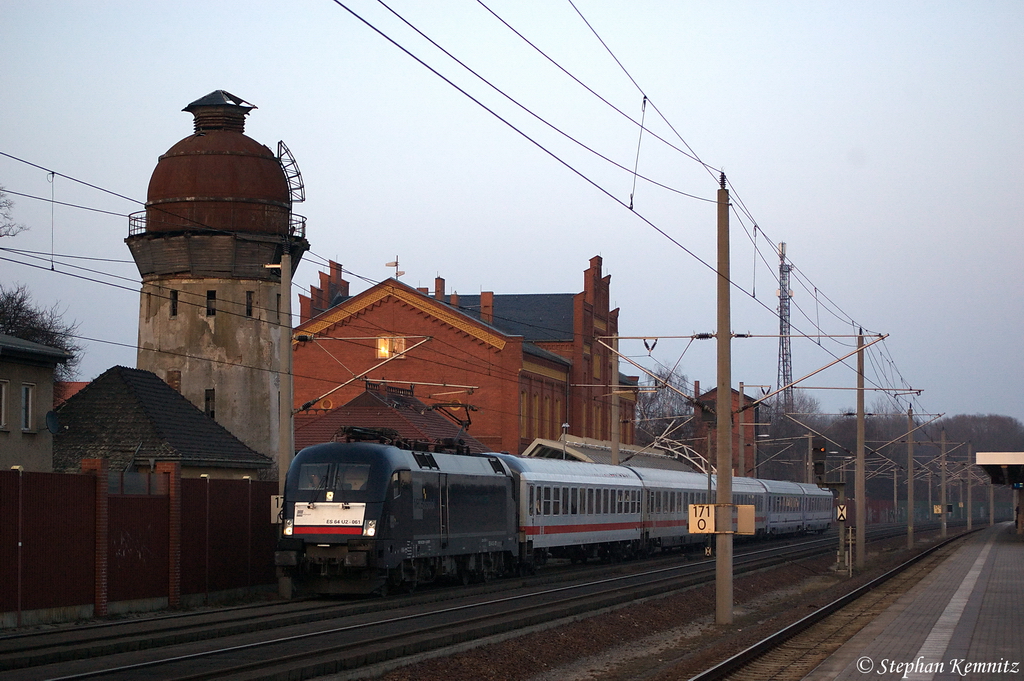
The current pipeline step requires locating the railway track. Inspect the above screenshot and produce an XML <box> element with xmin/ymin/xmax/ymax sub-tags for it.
<box><xmin>686</xmin><ymin>527</ymin><xmax>977</xmax><ymax>681</ymax></box>
<box><xmin>0</xmin><ymin>524</ymin><xmax>938</xmax><ymax>681</ymax></box>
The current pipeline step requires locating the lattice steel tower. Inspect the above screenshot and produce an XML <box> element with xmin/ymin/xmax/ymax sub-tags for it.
<box><xmin>777</xmin><ymin>243</ymin><xmax>794</xmax><ymax>415</ymax></box>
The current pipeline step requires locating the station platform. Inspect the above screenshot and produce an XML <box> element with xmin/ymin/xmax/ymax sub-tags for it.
<box><xmin>805</xmin><ymin>522</ymin><xmax>1023</xmax><ymax>681</ymax></box>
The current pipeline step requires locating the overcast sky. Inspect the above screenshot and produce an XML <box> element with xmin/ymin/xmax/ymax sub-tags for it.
<box><xmin>2</xmin><ymin>1</ymin><xmax>1022</xmax><ymax>424</ymax></box>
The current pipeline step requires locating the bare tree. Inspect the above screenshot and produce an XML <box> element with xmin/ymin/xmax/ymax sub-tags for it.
<box><xmin>634</xmin><ymin>367</ymin><xmax>694</xmax><ymax>447</ymax></box>
<box><xmin>1</xmin><ymin>186</ymin><xmax>28</xmax><ymax>238</ymax></box>
<box><xmin>0</xmin><ymin>284</ymin><xmax>83</xmax><ymax>380</ymax></box>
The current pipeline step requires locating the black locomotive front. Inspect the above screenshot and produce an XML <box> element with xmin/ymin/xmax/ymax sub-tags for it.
<box><xmin>276</xmin><ymin>442</ymin><xmax>404</xmax><ymax>594</ymax></box>
<box><xmin>276</xmin><ymin>440</ymin><xmax>518</xmax><ymax>595</ymax></box>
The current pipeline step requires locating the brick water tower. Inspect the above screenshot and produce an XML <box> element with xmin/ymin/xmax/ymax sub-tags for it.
<box><xmin>126</xmin><ymin>90</ymin><xmax>309</xmax><ymax>461</ymax></box>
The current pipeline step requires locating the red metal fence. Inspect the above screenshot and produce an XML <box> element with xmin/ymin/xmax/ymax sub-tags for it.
<box><xmin>0</xmin><ymin>471</ymin><xmax>95</xmax><ymax>614</ymax></box>
<box><xmin>181</xmin><ymin>478</ymin><xmax>276</xmax><ymax>597</ymax></box>
<box><xmin>1</xmin><ymin>465</ymin><xmax>278</xmax><ymax>626</ymax></box>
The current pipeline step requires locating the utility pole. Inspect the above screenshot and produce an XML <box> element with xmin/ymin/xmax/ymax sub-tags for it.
<box><xmin>611</xmin><ymin>334</ymin><xmax>620</xmax><ymax>465</ymax></box>
<box><xmin>989</xmin><ymin>480</ymin><xmax>995</xmax><ymax>527</ymax></box>
<box><xmin>806</xmin><ymin>434</ymin><xmax>814</xmax><ymax>484</ymax></box>
<box><xmin>928</xmin><ymin>468</ymin><xmax>933</xmax><ymax>516</ymax></box>
<box><xmin>278</xmin><ymin>248</ymin><xmax>294</xmax><ymax>498</ymax></box>
<box><xmin>907</xmin><ymin>407</ymin><xmax>915</xmax><ymax>549</ymax></box>
<box><xmin>277</xmin><ymin>247</ymin><xmax>294</xmax><ymax>600</ymax></box>
<box><xmin>855</xmin><ymin>330</ymin><xmax>865</xmax><ymax>569</ymax></box>
<box><xmin>940</xmin><ymin>429</ymin><xmax>947</xmax><ymax>538</ymax></box>
<box><xmin>893</xmin><ymin>467</ymin><xmax>898</xmax><ymax>522</ymax></box>
<box><xmin>715</xmin><ymin>173</ymin><xmax>733</xmax><ymax>625</ymax></box>
<box><xmin>738</xmin><ymin>382</ymin><xmax>745</xmax><ymax>478</ymax></box>
<box><xmin>967</xmin><ymin>443</ymin><xmax>973</xmax><ymax>530</ymax></box>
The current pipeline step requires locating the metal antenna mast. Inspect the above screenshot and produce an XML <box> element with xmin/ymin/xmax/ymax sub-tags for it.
<box><xmin>777</xmin><ymin>243</ymin><xmax>793</xmax><ymax>415</ymax></box>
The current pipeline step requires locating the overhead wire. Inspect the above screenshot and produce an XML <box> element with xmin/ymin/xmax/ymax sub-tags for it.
<box><xmin>3</xmin><ymin>7</ymin><xmax>930</xmax><ymax>422</ymax></box>
<box><xmin>475</xmin><ymin>0</ymin><xmax>718</xmax><ymax>171</ymax></box>
<box><xmin>373</xmin><ymin>0</ymin><xmax>714</xmax><ymax>204</ymax></box>
<box><xmin>565</xmin><ymin>0</ymin><xmax>719</xmax><ymax>182</ymax></box>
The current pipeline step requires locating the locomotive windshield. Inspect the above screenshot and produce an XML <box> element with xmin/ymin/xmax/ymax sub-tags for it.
<box><xmin>296</xmin><ymin>463</ymin><xmax>371</xmax><ymax>492</ymax></box>
<box><xmin>287</xmin><ymin>441</ymin><xmax>393</xmax><ymax>504</ymax></box>
<box><xmin>298</xmin><ymin>463</ymin><xmax>330</xmax><ymax>491</ymax></box>
<box><xmin>297</xmin><ymin>463</ymin><xmax>372</xmax><ymax>492</ymax></box>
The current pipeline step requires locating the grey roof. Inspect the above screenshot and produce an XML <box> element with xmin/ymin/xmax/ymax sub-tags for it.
<box><xmin>0</xmin><ymin>333</ymin><xmax>71</xmax><ymax>366</ymax></box>
<box><xmin>522</xmin><ymin>438</ymin><xmax>696</xmax><ymax>472</ymax></box>
<box><xmin>183</xmin><ymin>90</ymin><xmax>254</xmax><ymax>112</ymax></box>
<box><xmin>53</xmin><ymin>366</ymin><xmax>271</xmax><ymax>472</ymax></box>
<box><xmin>456</xmin><ymin>293</ymin><xmax>575</xmax><ymax>342</ymax></box>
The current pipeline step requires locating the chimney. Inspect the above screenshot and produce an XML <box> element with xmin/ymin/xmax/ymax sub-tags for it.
<box><xmin>481</xmin><ymin>291</ymin><xmax>494</xmax><ymax>324</ymax></box>
<box><xmin>434</xmin><ymin>277</ymin><xmax>445</xmax><ymax>300</ymax></box>
<box><xmin>450</xmin><ymin>292</ymin><xmax>460</xmax><ymax>308</ymax></box>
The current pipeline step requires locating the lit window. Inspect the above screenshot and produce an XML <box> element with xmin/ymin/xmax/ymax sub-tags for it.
<box><xmin>376</xmin><ymin>336</ymin><xmax>406</xmax><ymax>359</ymax></box>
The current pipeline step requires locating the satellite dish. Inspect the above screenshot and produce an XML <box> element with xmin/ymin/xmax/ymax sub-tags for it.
<box><xmin>45</xmin><ymin>411</ymin><xmax>62</xmax><ymax>435</ymax></box>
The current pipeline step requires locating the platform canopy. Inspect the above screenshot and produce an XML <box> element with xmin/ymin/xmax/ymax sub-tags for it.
<box><xmin>976</xmin><ymin>452</ymin><xmax>1024</xmax><ymax>486</ymax></box>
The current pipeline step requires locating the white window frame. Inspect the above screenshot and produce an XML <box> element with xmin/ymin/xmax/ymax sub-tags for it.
<box><xmin>0</xmin><ymin>379</ymin><xmax>8</xmax><ymax>428</ymax></box>
<box><xmin>21</xmin><ymin>382</ymin><xmax>35</xmax><ymax>431</ymax></box>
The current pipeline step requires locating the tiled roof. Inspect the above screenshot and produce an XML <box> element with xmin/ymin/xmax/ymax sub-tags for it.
<box><xmin>295</xmin><ymin>386</ymin><xmax>490</xmax><ymax>453</ymax></box>
<box><xmin>53</xmin><ymin>381</ymin><xmax>89</xmax><ymax>407</ymax></box>
<box><xmin>456</xmin><ymin>293</ymin><xmax>575</xmax><ymax>342</ymax></box>
<box><xmin>53</xmin><ymin>366</ymin><xmax>271</xmax><ymax>472</ymax></box>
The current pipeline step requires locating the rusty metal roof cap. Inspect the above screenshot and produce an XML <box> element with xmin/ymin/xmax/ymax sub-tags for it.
<box><xmin>183</xmin><ymin>90</ymin><xmax>255</xmax><ymax>134</ymax></box>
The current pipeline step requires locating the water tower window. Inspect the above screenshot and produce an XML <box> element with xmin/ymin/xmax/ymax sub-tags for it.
<box><xmin>206</xmin><ymin>290</ymin><xmax>216</xmax><ymax>316</ymax></box>
<box><xmin>166</xmin><ymin>370</ymin><xmax>181</xmax><ymax>392</ymax></box>
<box><xmin>170</xmin><ymin>290</ymin><xmax>178</xmax><ymax>317</ymax></box>
<box><xmin>245</xmin><ymin>290</ymin><xmax>254</xmax><ymax>317</ymax></box>
<box><xmin>204</xmin><ymin>389</ymin><xmax>216</xmax><ymax>420</ymax></box>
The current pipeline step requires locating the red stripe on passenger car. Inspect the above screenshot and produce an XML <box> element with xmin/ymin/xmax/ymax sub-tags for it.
<box><xmin>521</xmin><ymin>521</ymin><xmax>639</xmax><ymax>536</ymax></box>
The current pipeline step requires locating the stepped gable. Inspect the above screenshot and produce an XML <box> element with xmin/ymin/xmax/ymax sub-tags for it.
<box><xmin>53</xmin><ymin>366</ymin><xmax>271</xmax><ymax>472</ymax></box>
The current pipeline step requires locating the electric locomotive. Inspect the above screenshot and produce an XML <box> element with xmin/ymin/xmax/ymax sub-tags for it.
<box><xmin>276</xmin><ymin>438</ymin><xmax>834</xmax><ymax>596</ymax></box>
<box><xmin>275</xmin><ymin>439</ymin><xmax>517</xmax><ymax>595</ymax></box>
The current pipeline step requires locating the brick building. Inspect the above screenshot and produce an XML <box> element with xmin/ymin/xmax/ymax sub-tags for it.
<box><xmin>292</xmin><ymin>256</ymin><xmax>636</xmax><ymax>454</ymax></box>
<box><xmin>693</xmin><ymin>386</ymin><xmax>762</xmax><ymax>477</ymax></box>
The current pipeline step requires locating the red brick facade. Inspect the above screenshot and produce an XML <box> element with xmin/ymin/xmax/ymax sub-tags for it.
<box><xmin>293</xmin><ymin>257</ymin><xmax>636</xmax><ymax>454</ymax></box>
<box><xmin>693</xmin><ymin>387</ymin><xmax>761</xmax><ymax>477</ymax></box>
<box><xmin>81</xmin><ymin>458</ymin><xmax>108</xmax><ymax>617</ymax></box>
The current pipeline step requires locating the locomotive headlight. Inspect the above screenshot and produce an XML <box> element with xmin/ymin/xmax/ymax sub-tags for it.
<box><xmin>283</xmin><ymin>519</ymin><xmax>294</xmax><ymax>536</ymax></box>
<box><xmin>363</xmin><ymin>519</ymin><xmax>377</xmax><ymax>537</ymax></box>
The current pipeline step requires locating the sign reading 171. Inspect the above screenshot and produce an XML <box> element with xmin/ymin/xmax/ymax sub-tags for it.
<box><xmin>689</xmin><ymin>503</ymin><xmax>716</xmax><ymax>533</ymax></box>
